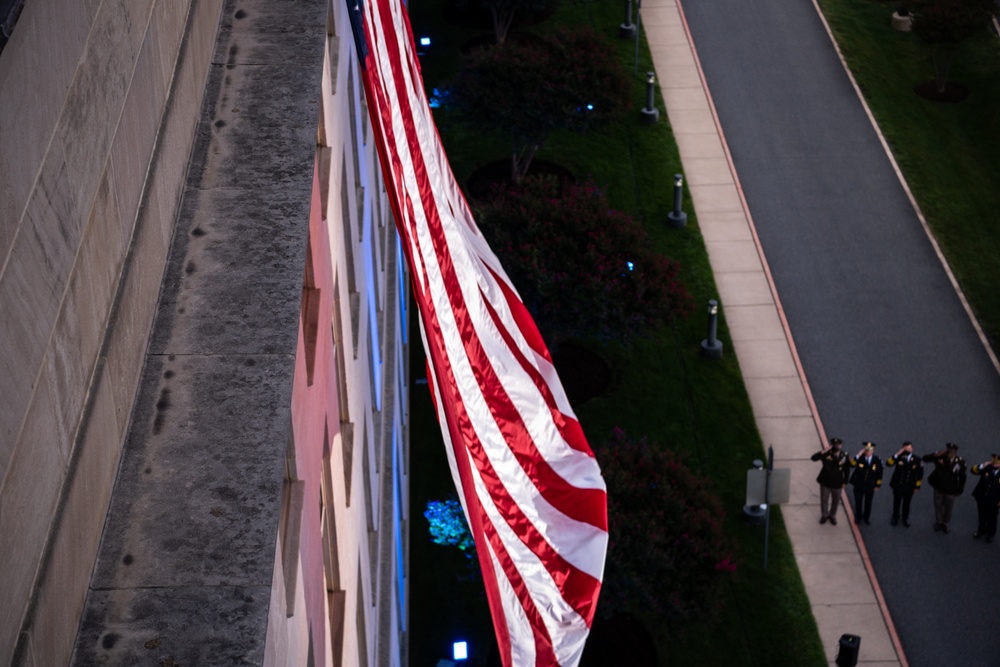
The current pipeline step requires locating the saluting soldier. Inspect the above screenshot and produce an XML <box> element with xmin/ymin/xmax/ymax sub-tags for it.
<box><xmin>970</xmin><ymin>454</ymin><xmax>1000</xmax><ymax>543</ymax></box>
<box><xmin>886</xmin><ymin>441</ymin><xmax>923</xmax><ymax>527</ymax></box>
<box><xmin>922</xmin><ymin>443</ymin><xmax>967</xmax><ymax>534</ymax></box>
<box><xmin>850</xmin><ymin>442</ymin><xmax>884</xmax><ymax>525</ymax></box>
<box><xmin>811</xmin><ymin>437</ymin><xmax>851</xmax><ymax>525</ymax></box>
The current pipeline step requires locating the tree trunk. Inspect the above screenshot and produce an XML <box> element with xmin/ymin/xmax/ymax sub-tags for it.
<box><xmin>932</xmin><ymin>43</ymin><xmax>956</xmax><ymax>93</ymax></box>
<box><xmin>511</xmin><ymin>143</ymin><xmax>539</xmax><ymax>184</ymax></box>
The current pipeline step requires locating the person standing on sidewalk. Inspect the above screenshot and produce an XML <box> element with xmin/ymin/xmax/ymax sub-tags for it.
<box><xmin>850</xmin><ymin>442</ymin><xmax>883</xmax><ymax>525</ymax></box>
<box><xmin>922</xmin><ymin>443</ymin><xmax>967</xmax><ymax>534</ymax></box>
<box><xmin>970</xmin><ymin>454</ymin><xmax>1000</xmax><ymax>543</ymax></box>
<box><xmin>811</xmin><ymin>436</ymin><xmax>851</xmax><ymax>525</ymax></box>
<box><xmin>887</xmin><ymin>441</ymin><xmax>923</xmax><ymax>527</ymax></box>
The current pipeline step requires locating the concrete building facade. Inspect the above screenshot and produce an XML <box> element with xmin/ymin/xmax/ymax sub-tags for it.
<box><xmin>0</xmin><ymin>0</ymin><xmax>408</xmax><ymax>664</ymax></box>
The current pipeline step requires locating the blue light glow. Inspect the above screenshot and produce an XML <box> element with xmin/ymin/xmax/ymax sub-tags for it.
<box><xmin>586</xmin><ymin>104</ymin><xmax>594</xmax><ymax>110</ymax></box>
<box><xmin>420</xmin><ymin>36</ymin><xmax>431</xmax><ymax>46</ymax></box>
<box><xmin>627</xmin><ymin>261</ymin><xmax>634</xmax><ymax>271</ymax></box>
<box><xmin>454</xmin><ymin>641</ymin><xmax>469</xmax><ymax>661</ymax></box>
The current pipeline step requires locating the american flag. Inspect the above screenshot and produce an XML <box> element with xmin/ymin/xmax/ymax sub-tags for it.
<box><xmin>353</xmin><ymin>0</ymin><xmax>609</xmax><ymax>663</ymax></box>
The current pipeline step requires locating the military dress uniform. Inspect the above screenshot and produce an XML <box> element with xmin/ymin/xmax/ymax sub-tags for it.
<box><xmin>922</xmin><ymin>444</ymin><xmax>967</xmax><ymax>534</ymax></box>
<box><xmin>970</xmin><ymin>457</ymin><xmax>1000</xmax><ymax>543</ymax></box>
<box><xmin>811</xmin><ymin>438</ymin><xmax>851</xmax><ymax>525</ymax></box>
<box><xmin>887</xmin><ymin>447</ymin><xmax>923</xmax><ymax>527</ymax></box>
<box><xmin>850</xmin><ymin>443</ymin><xmax>884</xmax><ymax>525</ymax></box>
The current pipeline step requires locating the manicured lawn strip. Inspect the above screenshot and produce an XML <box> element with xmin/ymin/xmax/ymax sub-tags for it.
<box><xmin>408</xmin><ymin>1</ymin><xmax>826</xmax><ymax>665</ymax></box>
<box><xmin>817</xmin><ymin>0</ymin><xmax>1000</xmax><ymax>344</ymax></box>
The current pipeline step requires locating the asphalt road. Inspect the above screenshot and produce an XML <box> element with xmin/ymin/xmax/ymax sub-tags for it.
<box><xmin>679</xmin><ymin>1</ymin><xmax>1000</xmax><ymax>665</ymax></box>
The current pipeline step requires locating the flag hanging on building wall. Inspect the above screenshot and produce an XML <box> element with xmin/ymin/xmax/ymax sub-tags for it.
<box><xmin>354</xmin><ymin>0</ymin><xmax>608</xmax><ymax>664</ymax></box>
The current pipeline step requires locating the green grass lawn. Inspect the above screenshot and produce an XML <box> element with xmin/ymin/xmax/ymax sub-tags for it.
<box><xmin>817</xmin><ymin>0</ymin><xmax>1000</xmax><ymax>344</ymax></box>
<box><xmin>407</xmin><ymin>0</ymin><xmax>827</xmax><ymax>665</ymax></box>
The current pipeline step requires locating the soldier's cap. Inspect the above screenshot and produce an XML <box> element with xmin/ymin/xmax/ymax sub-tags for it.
<box><xmin>946</xmin><ymin>442</ymin><xmax>959</xmax><ymax>451</ymax></box>
<box><xmin>863</xmin><ymin>441</ymin><xmax>876</xmax><ymax>450</ymax></box>
<box><xmin>992</xmin><ymin>453</ymin><xmax>1000</xmax><ymax>464</ymax></box>
<box><xmin>830</xmin><ymin>437</ymin><xmax>843</xmax><ymax>446</ymax></box>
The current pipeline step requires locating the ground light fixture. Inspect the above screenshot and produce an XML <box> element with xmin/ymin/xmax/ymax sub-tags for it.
<box><xmin>667</xmin><ymin>173</ymin><xmax>687</xmax><ymax>228</ymax></box>
<box><xmin>620</xmin><ymin>0</ymin><xmax>637</xmax><ymax>38</ymax></box>
<box><xmin>700</xmin><ymin>299</ymin><xmax>723</xmax><ymax>359</ymax></box>
<box><xmin>453</xmin><ymin>641</ymin><xmax>468</xmax><ymax>661</ymax></box>
<box><xmin>641</xmin><ymin>71</ymin><xmax>659</xmax><ymax>124</ymax></box>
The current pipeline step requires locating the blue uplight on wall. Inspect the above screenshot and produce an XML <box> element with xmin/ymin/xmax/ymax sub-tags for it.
<box><xmin>627</xmin><ymin>261</ymin><xmax>634</xmax><ymax>271</ymax></box>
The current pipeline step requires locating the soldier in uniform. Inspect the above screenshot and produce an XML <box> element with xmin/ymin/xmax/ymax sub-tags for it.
<box><xmin>886</xmin><ymin>441</ymin><xmax>923</xmax><ymax>527</ymax></box>
<box><xmin>850</xmin><ymin>442</ymin><xmax>883</xmax><ymax>525</ymax></box>
<box><xmin>922</xmin><ymin>443</ymin><xmax>967</xmax><ymax>534</ymax></box>
<box><xmin>970</xmin><ymin>454</ymin><xmax>1000</xmax><ymax>543</ymax></box>
<box><xmin>811</xmin><ymin>436</ymin><xmax>851</xmax><ymax>525</ymax></box>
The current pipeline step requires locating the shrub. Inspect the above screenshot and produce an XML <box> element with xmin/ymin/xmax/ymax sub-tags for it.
<box><xmin>448</xmin><ymin>28</ymin><xmax>631</xmax><ymax>182</ymax></box>
<box><xmin>476</xmin><ymin>176</ymin><xmax>692</xmax><ymax>343</ymax></box>
<box><xmin>595</xmin><ymin>428</ymin><xmax>736</xmax><ymax>623</ymax></box>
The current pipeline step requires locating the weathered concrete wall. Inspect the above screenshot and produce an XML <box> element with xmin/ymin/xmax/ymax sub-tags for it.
<box><xmin>69</xmin><ymin>0</ymin><xmax>328</xmax><ymax>664</ymax></box>
<box><xmin>0</xmin><ymin>0</ymin><xmax>224</xmax><ymax>664</ymax></box>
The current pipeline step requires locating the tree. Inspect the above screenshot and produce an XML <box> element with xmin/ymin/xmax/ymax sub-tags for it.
<box><xmin>448</xmin><ymin>28</ymin><xmax>631</xmax><ymax>183</ymax></box>
<box><xmin>481</xmin><ymin>0</ymin><xmax>558</xmax><ymax>44</ymax></box>
<box><xmin>911</xmin><ymin>0</ymin><xmax>994</xmax><ymax>94</ymax></box>
<box><xmin>594</xmin><ymin>428</ymin><xmax>736</xmax><ymax>623</ymax></box>
<box><xmin>475</xmin><ymin>177</ymin><xmax>692</xmax><ymax>344</ymax></box>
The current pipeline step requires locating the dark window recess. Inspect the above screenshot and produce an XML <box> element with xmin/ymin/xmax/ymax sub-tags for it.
<box><xmin>1</xmin><ymin>0</ymin><xmax>26</xmax><ymax>55</ymax></box>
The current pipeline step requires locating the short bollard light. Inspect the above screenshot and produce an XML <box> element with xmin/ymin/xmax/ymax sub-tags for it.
<box><xmin>667</xmin><ymin>173</ymin><xmax>687</xmax><ymax>229</ymax></box>
<box><xmin>640</xmin><ymin>71</ymin><xmax>659</xmax><ymax>124</ymax></box>
<box><xmin>700</xmin><ymin>299</ymin><xmax>723</xmax><ymax>359</ymax></box>
<box><xmin>620</xmin><ymin>0</ymin><xmax>637</xmax><ymax>38</ymax></box>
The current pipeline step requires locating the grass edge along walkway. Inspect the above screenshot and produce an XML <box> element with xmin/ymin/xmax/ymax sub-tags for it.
<box><xmin>406</xmin><ymin>0</ymin><xmax>828</xmax><ymax>664</ymax></box>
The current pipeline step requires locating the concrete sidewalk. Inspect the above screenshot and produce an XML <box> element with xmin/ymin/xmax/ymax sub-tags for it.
<box><xmin>639</xmin><ymin>1</ymin><xmax>902</xmax><ymax>664</ymax></box>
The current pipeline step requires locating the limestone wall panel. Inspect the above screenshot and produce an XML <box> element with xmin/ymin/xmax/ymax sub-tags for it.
<box><xmin>0</xmin><ymin>139</ymin><xmax>82</xmax><ymax>455</ymax></box>
<box><xmin>26</xmin><ymin>363</ymin><xmax>119</xmax><ymax>667</ymax></box>
<box><xmin>0</xmin><ymin>0</ymin><xmax>91</xmax><ymax>260</ymax></box>
<box><xmin>104</xmin><ymin>180</ymin><xmax>168</xmax><ymax>441</ymax></box>
<box><xmin>56</xmin><ymin>7</ymin><xmax>136</xmax><ymax>222</ymax></box>
<box><xmin>112</xmin><ymin>25</ymin><xmax>168</xmax><ymax>231</ymax></box>
<box><xmin>0</xmin><ymin>373</ymin><xmax>65</xmax><ymax>659</ymax></box>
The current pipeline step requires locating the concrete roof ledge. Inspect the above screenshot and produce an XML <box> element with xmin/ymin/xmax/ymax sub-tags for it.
<box><xmin>71</xmin><ymin>0</ymin><xmax>327</xmax><ymax>664</ymax></box>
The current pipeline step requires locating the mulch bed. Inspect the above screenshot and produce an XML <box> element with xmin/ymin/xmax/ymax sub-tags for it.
<box><xmin>914</xmin><ymin>80</ymin><xmax>969</xmax><ymax>103</ymax></box>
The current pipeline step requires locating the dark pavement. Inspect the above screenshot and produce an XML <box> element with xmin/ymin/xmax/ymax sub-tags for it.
<box><xmin>680</xmin><ymin>0</ymin><xmax>1000</xmax><ymax>665</ymax></box>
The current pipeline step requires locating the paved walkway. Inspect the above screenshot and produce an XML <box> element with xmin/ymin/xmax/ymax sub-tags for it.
<box><xmin>639</xmin><ymin>0</ymin><xmax>906</xmax><ymax>664</ymax></box>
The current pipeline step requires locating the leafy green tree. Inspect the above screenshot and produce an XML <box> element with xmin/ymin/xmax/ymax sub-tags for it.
<box><xmin>475</xmin><ymin>177</ymin><xmax>692</xmax><ymax>344</ymax></box>
<box><xmin>449</xmin><ymin>28</ymin><xmax>631</xmax><ymax>183</ymax></box>
<box><xmin>911</xmin><ymin>0</ymin><xmax>994</xmax><ymax>93</ymax></box>
<box><xmin>595</xmin><ymin>428</ymin><xmax>736</xmax><ymax>622</ymax></box>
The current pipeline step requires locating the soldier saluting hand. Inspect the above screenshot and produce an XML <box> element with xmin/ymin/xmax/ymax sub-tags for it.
<box><xmin>849</xmin><ymin>442</ymin><xmax>883</xmax><ymax>525</ymax></box>
<box><xmin>811</xmin><ymin>437</ymin><xmax>851</xmax><ymax>526</ymax></box>
<box><xmin>922</xmin><ymin>443</ymin><xmax>966</xmax><ymax>534</ymax></box>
